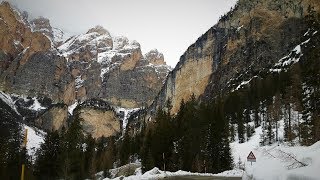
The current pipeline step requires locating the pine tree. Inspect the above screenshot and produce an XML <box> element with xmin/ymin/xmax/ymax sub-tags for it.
<box><xmin>266</xmin><ymin>104</ymin><xmax>275</xmax><ymax>145</ymax></box>
<box><xmin>63</xmin><ymin>116</ymin><xmax>85</xmax><ymax>179</ymax></box>
<box><xmin>237</xmin><ymin>111</ymin><xmax>245</xmax><ymax>143</ymax></box>
<box><xmin>0</xmin><ymin>99</ymin><xmax>24</xmax><ymax>179</ymax></box>
<box><xmin>141</xmin><ymin>131</ymin><xmax>155</xmax><ymax>172</ymax></box>
<box><xmin>120</xmin><ymin>131</ymin><xmax>131</xmax><ymax>165</ymax></box>
<box><xmin>246</xmin><ymin>124</ymin><xmax>253</xmax><ymax>141</ymax></box>
<box><xmin>230</xmin><ymin>123</ymin><xmax>236</xmax><ymax>142</ymax></box>
<box><xmin>284</xmin><ymin>85</ymin><xmax>293</xmax><ymax>144</ymax></box>
<box><xmin>34</xmin><ymin>131</ymin><xmax>62</xmax><ymax>179</ymax></box>
<box><xmin>272</xmin><ymin>92</ymin><xmax>282</xmax><ymax>142</ymax></box>
<box><xmin>84</xmin><ymin>134</ymin><xmax>96</xmax><ymax>179</ymax></box>
<box><xmin>151</xmin><ymin>108</ymin><xmax>174</xmax><ymax>170</ymax></box>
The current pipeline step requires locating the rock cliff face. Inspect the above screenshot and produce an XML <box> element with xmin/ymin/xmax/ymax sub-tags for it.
<box><xmin>0</xmin><ymin>1</ymin><xmax>51</xmax><ymax>72</ymax></box>
<box><xmin>79</xmin><ymin>108</ymin><xmax>120</xmax><ymax>139</ymax></box>
<box><xmin>0</xmin><ymin>1</ymin><xmax>171</xmax><ymax>138</ymax></box>
<box><xmin>149</xmin><ymin>0</ymin><xmax>320</xmax><ymax>115</ymax></box>
<box><xmin>73</xmin><ymin>99</ymin><xmax>121</xmax><ymax>139</ymax></box>
<box><xmin>35</xmin><ymin>105</ymin><xmax>68</xmax><ymax>131</ymax></box>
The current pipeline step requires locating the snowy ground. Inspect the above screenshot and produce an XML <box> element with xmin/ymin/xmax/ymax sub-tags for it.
<box><xmin>23</xmin><ymin>125</ymin><xmax>45</xmax><ymax>158</ymax></box>
<box><xmin>230</xmin><ymin>121</ymin><xmax>320</xmax><ymax>180</ymax></box>
<box><xmin>242</xmin><ymin>140</ymin><xmax>320</xmax><ymax>180</ymax></box>
<box><xmin>104</xmin><ymin>120</ymin><xmax>319</xmax><ymax>180</ymax></box>
<box><xmin>103</xmin><ymin>167</ymin><xmax>243</xmax><ymax>180</ymax></box>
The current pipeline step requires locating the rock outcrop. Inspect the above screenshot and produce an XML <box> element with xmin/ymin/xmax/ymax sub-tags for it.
<box><xmin>35</xmin><ymin>104</ymin><xmax>68</xmax><ymax>131</ymax></box>
<box><xmin>144</xmin><ymin>49</ymin><xmax>165</xmax><ymax>65</ymax></box>
<box><xmin>30</xmin><ymin>17</ymin><xmax>53</xmax><ymax>39</ymax></box>
<box><xmin>71</xmin><ymin>99</ymin><xmax>121</xmax><ymax>138</ymax></box>
<box><xmin>0</xmin><ymin>1</ymin><xmax>51</xmax><ymax>70</ymax></box>
<box><xmin>79</xmin><ymin>108</ymin><xmax>120</xmax><ymax>139</ymax></box>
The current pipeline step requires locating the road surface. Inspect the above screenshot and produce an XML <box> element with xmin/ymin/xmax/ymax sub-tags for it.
<box><xmin>163</xmin><ymin>176</ymin><xmax>242</xmax><ymax>180</ymax></box>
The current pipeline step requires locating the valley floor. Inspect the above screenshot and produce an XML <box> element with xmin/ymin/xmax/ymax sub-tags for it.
<box><xmin>104</xmin><ymin>123</ymin><xmax>320</xmax><ymax>180</ymax></box>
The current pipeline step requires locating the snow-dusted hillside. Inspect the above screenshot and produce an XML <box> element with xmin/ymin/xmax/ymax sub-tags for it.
<box><xmin>0</xmin><ymin>91</ymin><xmax>45</xmax><ymax>158</ymax></box>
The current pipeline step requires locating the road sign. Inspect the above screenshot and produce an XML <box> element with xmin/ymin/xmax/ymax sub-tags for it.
<box><xmin>247</xmin><ymin>151</ymin><xmax>256</xmax><ymax>162</ymax></box>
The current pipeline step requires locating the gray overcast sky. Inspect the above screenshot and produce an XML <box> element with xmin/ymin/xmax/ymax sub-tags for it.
<box><xmin>4</xmin><ymin>0</ymin><xmax>237</xmax><ymax>67</ymax></box>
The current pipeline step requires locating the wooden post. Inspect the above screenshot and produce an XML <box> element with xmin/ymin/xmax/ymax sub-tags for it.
<box><xmin>21</xmin><ymin>165</ymin><xmax>25</xmax><ymax>180</ymax></box>
<box><xmin>163</xmin><ymin>153</ymin><xmax>165</xmax><ymax>173</ymax></box>
<box><xmin>21</xmin><ymin>128</ymin><xmax>28</xmax><ymax>180</ymax></box>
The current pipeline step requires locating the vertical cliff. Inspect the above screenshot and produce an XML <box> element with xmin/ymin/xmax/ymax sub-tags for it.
<box><xmin>149</xmin><ymin>0</ymin><xmax>320</xmax><ymax>115</ymax></box>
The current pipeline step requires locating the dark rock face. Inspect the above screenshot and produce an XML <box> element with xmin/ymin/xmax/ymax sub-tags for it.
<box><xmin>0</xmin><ymin>50</ymin><xmax>12</xmax><ymax>74</ymax></box>
<box><xmin>149</xmin><ymin>0</ymin><xmax>320</xmax><ymax>115</ymax></box>
<box><xmin>1</xmin><ymin>51</ymin><xmax>73</xmax><ymax>104</ymax></box>
<box><xmin>101</xmin><ymin>64</ymin><xmax>166</xmax><ymax>107</ymax></box>
<box><xmin>13</xmin><ymin>52</ymin><xmax>69</xmax><ymax>95</ymax></box>
<box><xmin>35</xmin><ymin>104</ymin><xmax>68</xmax><ymax>131</ymax></box>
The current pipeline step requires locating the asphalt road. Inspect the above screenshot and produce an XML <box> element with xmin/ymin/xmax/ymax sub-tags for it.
<box><xmin>163</xmin><ymin>176</ymin><xmax>242</xmax><ymax>180</ymax></box>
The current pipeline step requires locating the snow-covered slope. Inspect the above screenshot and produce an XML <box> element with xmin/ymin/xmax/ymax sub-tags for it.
<box><xmin>231</xmin><ymin>121</ymin><xmax>320</xmax><ymax>180</ymax></box>
<box><xmin>23</xmin><ymin>125</ymin><xmax>45</xmax><ymax>158</ymax></box>
<box><xmin>242</xmin><ymin>140</ymin><xmax>320</xmax><ymax>180</ymax></box>
<box><xmin>0</xmin><ymin>91</ymin><xmax>45</xmax><ymax>158</ymax></box>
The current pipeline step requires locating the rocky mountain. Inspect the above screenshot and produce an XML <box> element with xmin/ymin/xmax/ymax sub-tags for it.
<box><xmin>30</xmin><ymin>16</ymin><xmax>67</xmax><ymax>46</ymax></box>
<box><xmin>148</xmin><ymin>0</ymin><xmax>320</xmax><ymax>115</ymax></box>
<box><xmin>57</xmin><ymin>25</ymin><xmax>171</xmax><ymax>108</ymax></box>
<box><xmin>1</xmin><ymin>0</ymin><xmax>320</xmax><ymax>179</ymax></box>
<box><xmin>0</xmin><ymin>1</ymin><xmax>171</xmax><ymax>138</ymax></box>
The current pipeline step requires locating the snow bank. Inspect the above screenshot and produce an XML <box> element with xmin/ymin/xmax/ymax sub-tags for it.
<box><xmin>104</xmin><ymin>167</ymin><xmax>243</xmax><ymax>180</ymax></box>
<box><xmin>230</xmin><ymin>117</ymin><xmax>320</xmax><ymax>180</ymax></box>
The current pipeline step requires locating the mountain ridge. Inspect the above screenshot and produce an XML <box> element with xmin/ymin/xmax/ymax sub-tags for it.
<box><xmin>0</xmin><ymin>1</ymin><xmax>171</xmax><ymax>137</ymax></box>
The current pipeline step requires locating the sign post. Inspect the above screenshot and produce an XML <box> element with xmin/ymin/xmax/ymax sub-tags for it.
<box><xmin>247</xmin><ymin>151</ymin><xmax>256</xmax><ymax>165</ymax></box>
<box><xmin>21</xmin><ymin>128</ymin><xmax>28</xmax><ymax>180</ymax></box>
<box><xmin>163</xmin><ymin>153</ymin><xmax>165</xmax><ymax>173</ymax></box>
